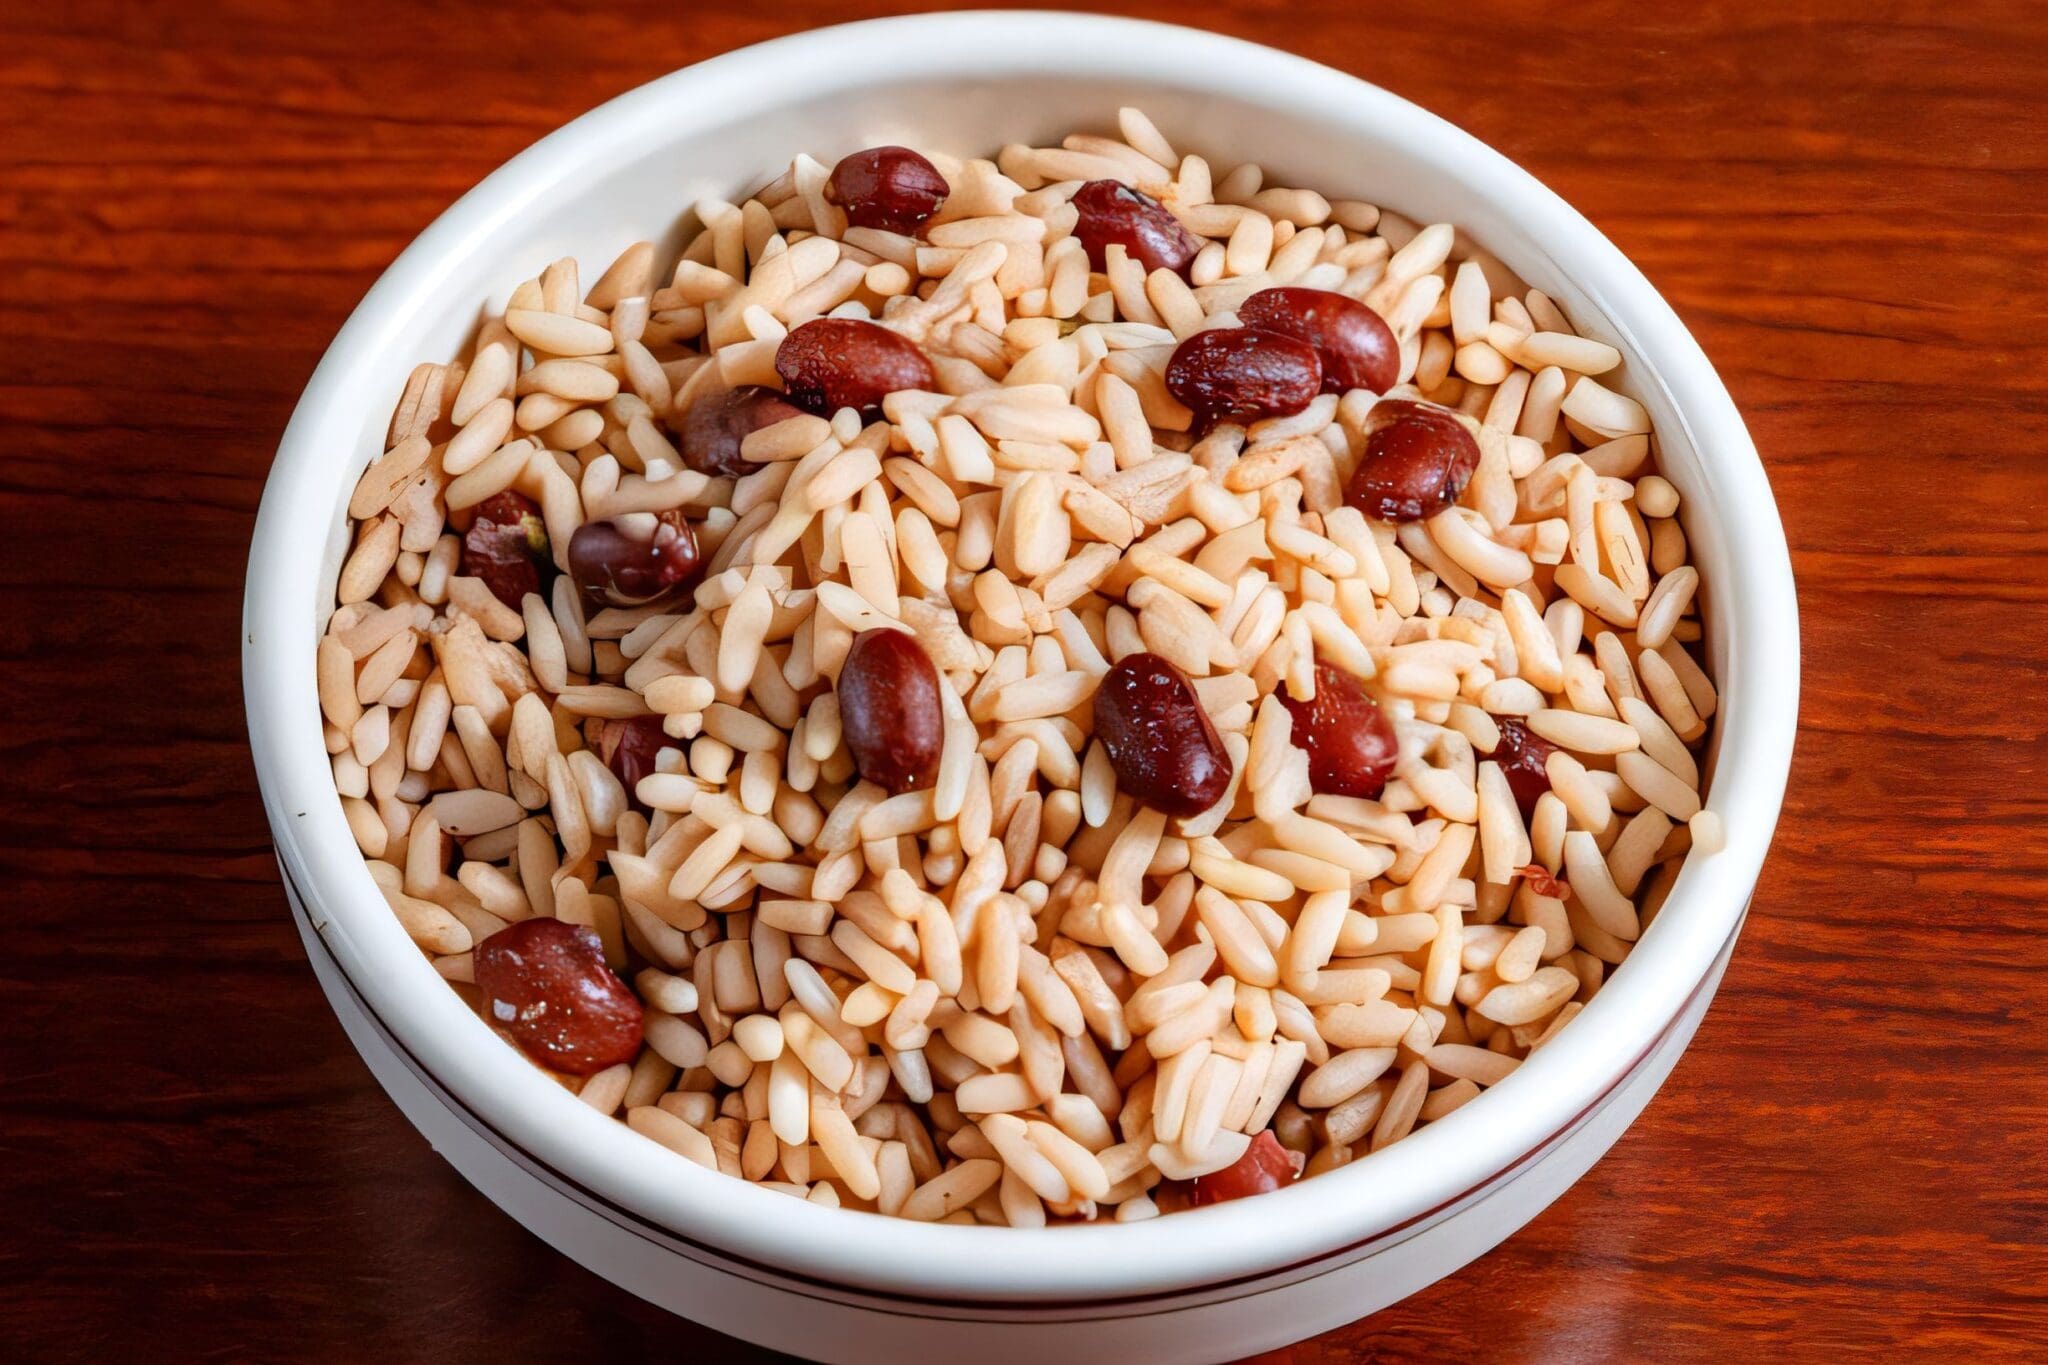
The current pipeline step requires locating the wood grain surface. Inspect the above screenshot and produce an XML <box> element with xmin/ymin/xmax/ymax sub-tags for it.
<box><xmin>4</xmin><ymin>1</ymin><xmax>2045</xmax><ymax>1359</ymax></box>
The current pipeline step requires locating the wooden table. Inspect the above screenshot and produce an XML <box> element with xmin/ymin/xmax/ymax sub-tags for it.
<box><xmin>6</xmin><ymin>1</ymin><xmax>2044</xmax><ymax>1358</ymax></box>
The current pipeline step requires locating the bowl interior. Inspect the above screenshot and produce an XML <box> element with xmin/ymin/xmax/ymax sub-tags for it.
<box><xmin>251</xmin><ymin>11</ymin><xmax>1797</xmax><ymax>1302</ymax></box>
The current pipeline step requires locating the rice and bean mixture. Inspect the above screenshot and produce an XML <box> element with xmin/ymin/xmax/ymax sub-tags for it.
<box><xmin>320</xmin><ymin>109</ymin><xmax>1721</xmax><ymax>1223</ymax></box>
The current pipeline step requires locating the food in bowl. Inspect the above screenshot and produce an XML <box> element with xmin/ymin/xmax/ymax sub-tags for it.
<box><xmin>317</xmin><ymin>106</ymin><xmax>1721</xmax><ymax>1224</ymax></box>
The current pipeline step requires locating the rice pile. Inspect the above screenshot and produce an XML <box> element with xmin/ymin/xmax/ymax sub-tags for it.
<box><xmin>318</xmin><ymin>107</ymin><xmax>1720</xmax><ymax>1224</ymax></box>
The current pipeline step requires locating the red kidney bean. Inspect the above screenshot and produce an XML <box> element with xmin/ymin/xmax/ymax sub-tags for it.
<box><xmin>1092</xmin><ymin>652</ymin><xmax>1233</xmax><ymax>818</ymax></box>
<box><xmin>460</xmin><ymin>491</ymin><xmax>549</xmax><ymax>610</ymax></box>
<box><xmin>1490</xmin><ymin>715</ymin><xmax>1559</xmax><ymax>818</ymax></box>
<box><xmin>1238</xmin><ymin>286</ymin><xmax>1399</xmax><ymax>395</ymax></box>
<box><xmin>837</xmin><ymin>628</ymin><xmax>944</xmax><ymax>794</ymax></box>
<box><xmin>1344</xmin><ymin>401</ymin><xmax>1481</xmax><ymax>523</ymax></box>
<box><xmin>473</xmin><ymin>918</ymin><xmax>643</xmax><ymax>1075</ymax></box>
<box><xmin>824</xmin><ymin>145</ymin><xmax>950</xmax><ymax>235</ymax></box>
<box><xmin>1279</xmin><ymin>662</ymin><xmax>1400</xmax><ymax>800</ymax></box>
<box><xmin>566</xmin><ymin>510</ymin><xmax>702</xmax><ymax>611</ymax></box>
<box><xmin>591</xmin><ymin>714</ymin><xmax>672</xmax><ymax>809</ymax></box>
<box><xmin>1164</xmin><ymin>327</ymin><xmax>1322</xmax><ymax>428</ymax></box>
<box><xmin>1070</xmin><ymin>179</ymin><xmax>1200</xmax><ymax>276</ymax></box>
<box><xmin>679</xmin><ymin>384</ymin><xmax>808</xmax><ymax>479</ymax></box>
<box><xmin>775</xmin><ymin>318</ymin><xmax>935</xmax><ymax>420</ymax></box>
<box><xmin>1186</xmin><ymin>1131</ymin><xmax>1303</xmax><ymax>1207</ymax></box>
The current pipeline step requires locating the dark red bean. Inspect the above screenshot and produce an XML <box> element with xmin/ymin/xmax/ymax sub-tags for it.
<box><xmin>1187</xmin><ymin>1131</ymin><xmax>1303</xmax><ymax>1207</ymax></box>
<box><xmin>678</xmin><ymin>384</ymin><xmax>808</xmax><ymax>479</ymax></box>
<box><xmin>1092</xmin><ymin>652</ymin><xmax>1233</xmax><ymax>818</ymax></box>
<box><xmin>591</xmin><ymin>714</ymin><xmax>673</xmax><ymax>809</ymax></box>
<box><xmin>1491</xmin><ymin>715</ymin><xmax>1559</xmax><ymax>818</ymax></box>
<box><xmin>837</xmin><ymin>628</ymin><xmax>944</xmax><ymax>794</ymax></box>
<box><xmin>460</xmin><ymin>491</ymin><xmax>549</xmax><ymax>610</ymax></box>
<box><xmin>473</xmin><ymin>918</ymin><xmax>643</xmax><ymax>1076</ymax></box>
<box><xmin>1238</xmin><ymin>286</ymin><xmax>1399</xmax><ymax>395</ymax></box>
<box><xmin>1344</xmin><ymin>401</ymin><xmax>1481</xmax><ymax>523</ymax></box>
<box><xmin>1164</xmin><ymin>327</ymin><xmax>1322</xmax><ymax>428</ymax></box>
<box><xmin>824</xmin><ymin>145</ymin><xmax>950</xmax><ymax>235</ymax></box>
<box><xmin>565</xmin><ymin>510</ymin><xmax>701</xmax><ymax>611</ymax></box>
<box><xmin>1070</xmin><ymin>179</ymin><xmax>1200</xmax><ymax>276</ymax></box>
<box><xmin>775</xmin><ymin>318</ymin><xmax>935</xmax><ymax>420</ymax></box>
<box><xmin>1279</xmin><ymin>662</ymin><xmax>1400</xmax><ymax>800</ymax></box>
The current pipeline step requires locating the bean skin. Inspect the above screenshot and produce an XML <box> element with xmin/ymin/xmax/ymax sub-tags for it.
<box><xmin>460</xmin><ymin>491</ymin><xmax>548</xmax><ymax>610</ymax></box>
<box><xmin>565</xmin><ymin>511</ymin><xmax>702</xmax><ymax>611</ymax></box>
<box><xmin>1344</xmin><ymin>401</ymin><xmax>1481</xmax><ymax>523</ymax></box>
<box><xmin>1238</xmin><ymin>286</ymin><xmax>1399</xmax><ymax>395</ymax></box>
<box><xmin>1164</xmin><ymin>327</ymin><xmax>1322</xmax><ymax>428</ymax></box>
<box><xmin>1185</xmin><ymin>1131</ymin><xmax>1303</xmax><ymax>1206</ymax></box>
<box><xmin>1491</xmin><ymin>715</ymin><xmax>1559</xmax><ymax>817</ymax></box>
<box><xmin>474</xmin><ymin>918</ymin><xmax>643</xmax><ymax>1075</ymax></box>
<box><xmin>1093</xmin><ymin>652</ymin><xmax>1233</xmax><ymax>818</ymax></box>
<box><xmin>825</xmin><ymin>145</ymin><xmax>950</xmax><ymax>235</ymax></box>
<box><xmin>775</xmin><ymin>318</ymin><xmax>936</xmax><ymax>420</ymax></box>
<box><xmin>837</xmin><ymin>628</ymin><xmax>945</xmax><ymax>794</ymax></box>
<box><xmin>591</xmin><ymin>714</ymin><xmax>672</xmax><ymax>811</ymax></box>
<box><xmin>1280</xmin><ymin>662</ymin><xmax>1400</xmax><ymax>799</ymax></box>
<box><xmin>1071</xmin><ymin>179</ymin><xmax>1200</xmax><ymax>276</ymax></box>
<box><xmin>678</xmin><ymin>384</ymin><xmax>807</xmax><ymax>478</ymax></box>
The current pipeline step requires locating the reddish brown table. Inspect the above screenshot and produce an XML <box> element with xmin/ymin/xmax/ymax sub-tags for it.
<box><xmin>5</xmin><ymin>2</ymin><xmax>2045</xmax><ymax>1358</ymax></box>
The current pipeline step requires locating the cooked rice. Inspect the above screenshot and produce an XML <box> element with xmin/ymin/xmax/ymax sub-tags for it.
<box><xmin>319</xmin><ymin>107</ymin><xmax>1719</xmax><ymax>1225</ymax></box>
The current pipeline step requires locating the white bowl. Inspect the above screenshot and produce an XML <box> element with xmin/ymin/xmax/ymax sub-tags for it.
<box><xmin>243</xmin><ymin>13</ymin><xmax>1798</xmax><ymax>1361</ymax></box>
